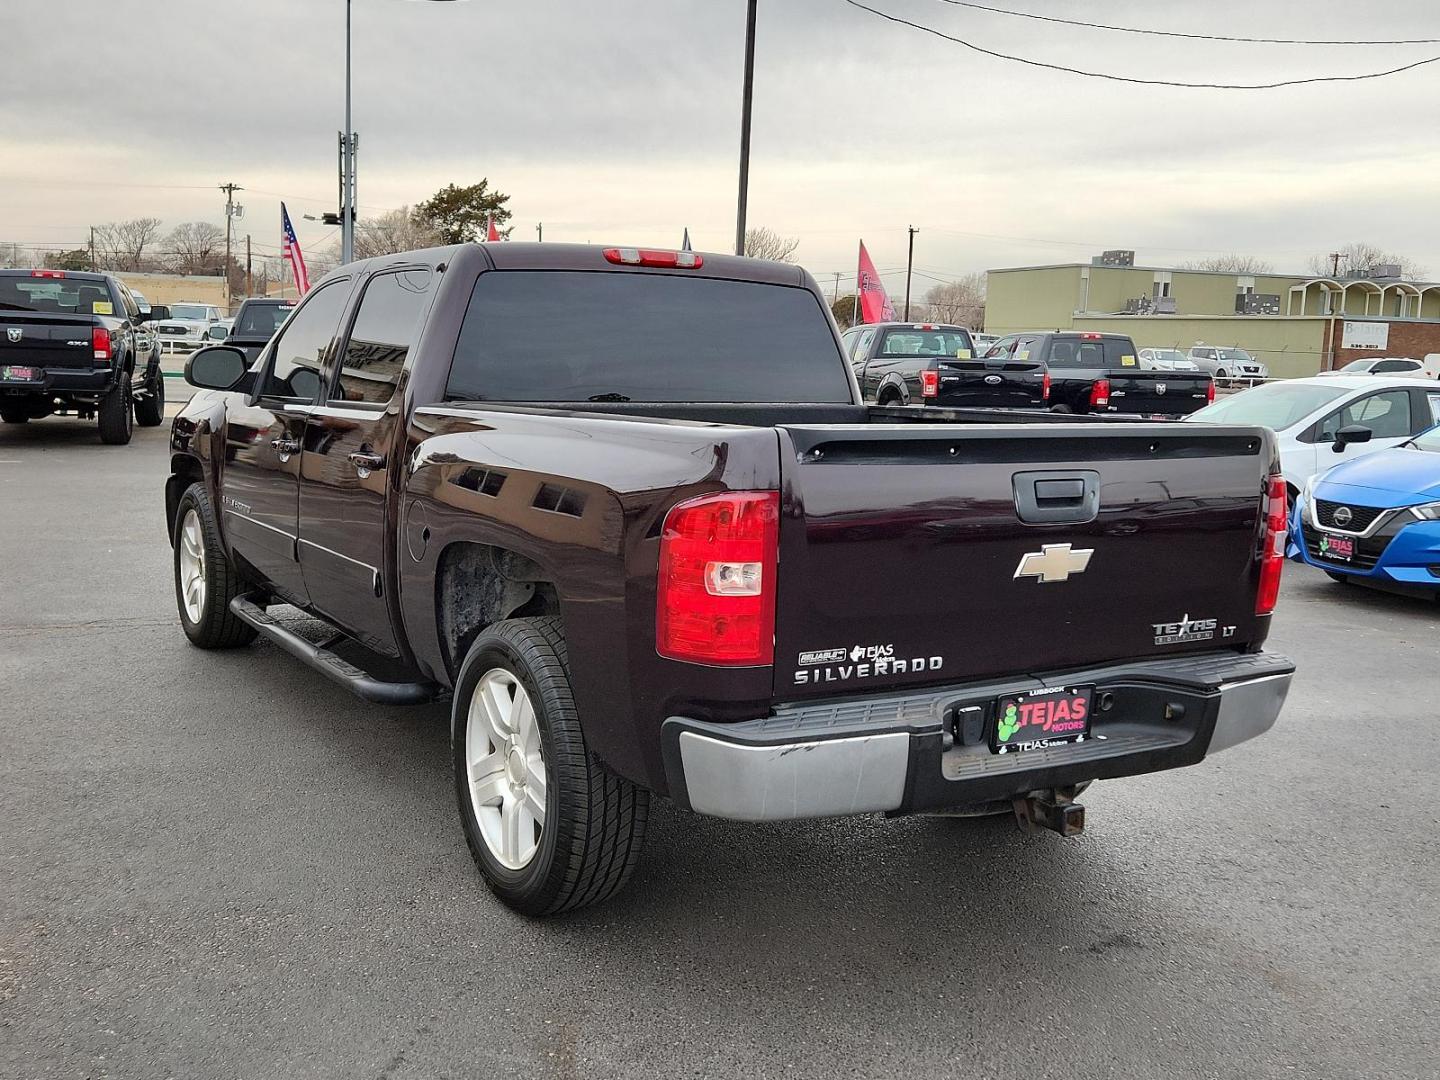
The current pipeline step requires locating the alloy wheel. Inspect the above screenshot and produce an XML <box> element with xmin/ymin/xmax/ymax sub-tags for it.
<box><xmin>178</xmin><ymin>508</ymin><xmax>206</xmax><ymax>623</ymax></box>
<box><xmin>465</xmin><ymin>668</ymin><xmax>547</xmax><ymax>870</ymax></box>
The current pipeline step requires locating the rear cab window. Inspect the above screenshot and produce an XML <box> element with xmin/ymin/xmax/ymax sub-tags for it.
<box><xmin>0</xmin><ymin>274</ymin><xmax>111</xmax><ymax>316</ymax></box>
<box><xmin>876</xmin><ymin>328</ymin><xmax>975</xmax><ymax>359</ymax></box>
<box><xmin>446</xmin><ymin>271</ymin><xmax>851</xmax><ymax>403</ymax></box>
<box><xmin>1042</xmin><ymin>335</ymin><xmax>1138</xmax><ymax>370</ymax></box>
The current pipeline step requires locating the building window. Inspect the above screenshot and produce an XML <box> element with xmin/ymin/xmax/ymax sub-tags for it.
<box><xmin>1152</xmin><ymin>271</ymin><xmax>1172</xmax><ymax>299</ymax></box>
<box><xmin>1237</xmin><ymin>275</ymin><xmax>1255</xmax><ymax>295</ymax></box>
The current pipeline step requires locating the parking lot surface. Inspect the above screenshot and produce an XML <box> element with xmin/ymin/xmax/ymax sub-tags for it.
<box><xmin>2</xmin><ymin>419</ymin><xmax>1437</xmax><ymax>1080</ymax></box>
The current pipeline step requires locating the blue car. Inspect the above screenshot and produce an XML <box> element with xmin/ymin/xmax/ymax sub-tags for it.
<box><xmin>1289</xmin><ymin>423</ymin><xmax>1440</xmax><ymax>595</ymax></box>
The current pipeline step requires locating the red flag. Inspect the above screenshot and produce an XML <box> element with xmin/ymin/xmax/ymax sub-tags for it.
<box><xmin>856</xmin><ymin>241</ymin><xmax>894</xmax><ymax>323</ymax></box>
<box><xmin>486</xmin><ymin>213</ymin><xmax>501</xmax><ymax>242</ymax></box>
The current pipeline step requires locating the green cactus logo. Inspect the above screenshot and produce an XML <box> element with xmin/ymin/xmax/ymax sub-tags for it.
<box><xmin>997</xmin><ymin>703</ymin><xmax>1020</xmax><ymax>743</ymax></box>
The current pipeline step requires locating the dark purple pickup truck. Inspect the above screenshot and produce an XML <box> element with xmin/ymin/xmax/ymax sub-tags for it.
<box><xmin>167</xmin><ymin>242</ymin><xmax>1294</xmax><ymax>915</ymax></box>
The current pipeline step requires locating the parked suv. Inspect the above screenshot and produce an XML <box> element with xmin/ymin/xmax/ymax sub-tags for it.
<box><xmin>1188</xmin><ymin>346</ymin><xmax>1268</xmax><ymax>383</ymax></box>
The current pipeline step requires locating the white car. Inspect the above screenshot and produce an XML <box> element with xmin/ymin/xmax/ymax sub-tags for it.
<box><xmin>1319</xmin><ymin>356</ymin><xmax>1438</xmax><ymax>379</ymax></box>
<box><xmin>970</xmin><ymin>332</ymin><xmax>999</xmax><ymax>355</ymax></box>
<box><xmin>153</xmin><ymin>301</ymin><xmax>223</xmax><ymax>353</ymax></box>
<box><xmin>1186</xmin><ymin>376</ymin><xmax>1440</xmax><ymax>498</ymax></box>
<box><xmin>1138</xmin><ymin>347</ymin><xmax>1200</xmax><ymax>372</ymax></box>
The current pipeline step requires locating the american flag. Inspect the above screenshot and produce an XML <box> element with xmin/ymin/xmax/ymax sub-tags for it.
<box><xmin>281</xmin><ymin>202</ymin><xmax>310</xmax><ymax>295</ymax></box>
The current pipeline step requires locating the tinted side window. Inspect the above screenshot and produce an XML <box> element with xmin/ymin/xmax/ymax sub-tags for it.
<box><xmin>1372</xmin><ymin>359</ymin><xmax>1417</xmax><ymax>373</ymax></box>
<box><xmin>262</xmin><ymin>282</ymin><xmax>348</xmax><ymax>400</ymax></box>
<box><xmin>447</xmin><ymin>271</ymin><xmax>851</xmax><ymax>403</ymax></box>
<box><xmin>334</xmin><ymin>269</ymin><xmax>433</xmax><ymax>404</ymax></box>
<box><xmin>984</xmin><ymin>335</ymin><xmax>1015</xmax><ymax>359</ymax></box>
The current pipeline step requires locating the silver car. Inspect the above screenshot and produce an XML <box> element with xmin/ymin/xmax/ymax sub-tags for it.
<box><xmin>1188</xmin><ymin>345</ymin><xmax>1268</xmax><ymax>383</ymax></box>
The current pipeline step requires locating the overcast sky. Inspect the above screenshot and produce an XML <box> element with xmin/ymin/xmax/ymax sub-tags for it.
<box><xmin>4</xmin><ymin>0</ymin><xmax>1440</xmax><ymax>290</ymax></box>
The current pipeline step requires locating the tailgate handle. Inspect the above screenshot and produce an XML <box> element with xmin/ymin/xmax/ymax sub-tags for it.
<box><xmin>1014</xmin><ymin>470</ymin><xmax>1100</xmax><ymax>525</ymax></box>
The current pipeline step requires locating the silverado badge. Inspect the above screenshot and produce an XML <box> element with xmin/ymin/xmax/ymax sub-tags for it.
<box><xmin>1013</xmin><ymin>543</ymin><xmax>1094</xmax><ymax>584</ymax></box>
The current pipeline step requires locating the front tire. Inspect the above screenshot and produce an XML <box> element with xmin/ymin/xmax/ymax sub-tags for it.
<box><xmin>1325</xmin><ymin>571</ymin><xmax>1350</xmax><ymax>584</ymax></box>
<box><xmin>97</xmin><ymin>375</ymin><xmax>133</xmax><ymax>444</ymax></box>
<box><xmin>453</xmin><ymin>617</ymin><xmax>649</xmax><ymax>916</ymax></box>
<box><xmin>135</xmin><ymin>368</ymin><xmax>164</xmax><ymax>427</ymax></box>
<box><xmin>173</xmin><ymin>483</ymin><xmax>258</xmax><ymax>648</ymax></box>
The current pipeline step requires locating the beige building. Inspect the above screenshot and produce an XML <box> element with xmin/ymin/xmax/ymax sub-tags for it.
<box><xmin>985</xmin><ymin>260</ymin><xmax>1440</xmax><ymax>379</ymax></box>
<box><xmin>115</xmin><ymin>272</ymin><xmax>228</xmax><ymax>312</ymax></box>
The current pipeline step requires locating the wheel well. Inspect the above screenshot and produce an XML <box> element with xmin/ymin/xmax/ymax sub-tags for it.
<box><xmin>436</xmin><ymin>541</ymin><xmax>560</xmax><ymax>680</ymax></box>
<box><xmin>166</xmin><ymin>455</ymin><xmax>204</xmax><ymax>543</ymax></box>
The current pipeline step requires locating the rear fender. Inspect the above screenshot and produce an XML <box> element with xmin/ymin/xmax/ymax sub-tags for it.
<box><xmin>876</xmin><ymin>372</ymin><xmax>910</xmax><ymax>405</ymax></box>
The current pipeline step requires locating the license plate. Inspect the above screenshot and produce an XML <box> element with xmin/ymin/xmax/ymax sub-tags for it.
<box><xmin>991</xmin><ymin>685</ymin><xmax>1094</xmax><ymax>755</ymax></box>
<box><xmin>1318</xmin><ymin>533</ymin><xmax>1355</xmax><ymax>562</ymax></box>
<box><xmin>1</xmin><ymin>365</ymin><xmax>37</xmax><ymax>381</ymax></box>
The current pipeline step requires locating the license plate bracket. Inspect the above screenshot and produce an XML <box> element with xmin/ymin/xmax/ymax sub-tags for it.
<box><xmin>991</xmin><ymin>685</ymin><xmax>1094</xmax><ymax>755</ymax></box>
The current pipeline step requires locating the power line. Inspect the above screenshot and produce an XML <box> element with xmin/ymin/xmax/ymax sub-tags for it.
<box><xmin>840</xmin><ymin>0</ymin><xmax>1440</xmax><ymax>89</ymax></box>
<box><xmin>930</xmin><ymin>0</ymin><xmax>1440</xmax><ymax>46</ymax></box>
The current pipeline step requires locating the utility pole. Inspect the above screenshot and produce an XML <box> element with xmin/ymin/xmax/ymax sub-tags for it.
<box><xmin>904</xmin><ymin>225</ymin><xmax>918</xmax><ymax>321</ymax></box>
<box><xmin>1329</xmin><ymin>251</ymin><xmax>1346</xmax><ymax>278</ymax></box>
<box><xmin>536</xmin><ymin>222</ymin><xmax>543</xmax><ymax>242</ymax></box>
<box><xmin>734</xmin><ymin>0</ymin><xmax>758</xmax><ymax>256</ymax></box>
<box><xmin>89</xmin><ymin>226</ymin><xmax>96</xmax><ymax>271</ymax></box>
<box><xmin>833</xmin><ymin>271</ymin><xmax>840</xmax><ymax>303</ymax></box>
<box><xmin>245</xmin><ymin>235</ymin><xmax>252</xmax><ymax>298</ymax></box>
<box><xmin>220</xmin><ymin>182</ymin><xmax>243</xmax><ymax>310</ymax></box>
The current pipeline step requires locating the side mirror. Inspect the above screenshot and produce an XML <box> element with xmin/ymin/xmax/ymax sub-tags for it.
<box><xmin>1333</xmin><ymin>424</ymin><xmax>1373</xmax><ymax>453</ymax></box>
<box><xmin>206</xmin><ymin>325</ymin><xmax>230</xmax><ymax>341</ymax></box>
<box><xmin>185</xmin><ymin>345</ymin><xmax>248</xmax><ymax>391</ymax></box>
<box><xmin>149</xmin><ymin>305</ymin><xmax>171</xmax><ymax>321</ymax></box>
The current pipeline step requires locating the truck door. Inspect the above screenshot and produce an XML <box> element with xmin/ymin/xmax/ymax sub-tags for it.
<box><xmin>219</xmin><ymin>279</ymin><xmax>350</xmax><ymax>605</ymax></box>
<box><xmin>297</xmin><ymin>266</ymin><xmax>435</xmax><ymax>657</ymax></box>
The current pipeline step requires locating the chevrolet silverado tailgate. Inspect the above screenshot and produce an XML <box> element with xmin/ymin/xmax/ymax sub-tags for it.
<box><xmin>773</xmin><ymin>423</ymin><xmax>1274</xmax><ymax>700</ymax></box>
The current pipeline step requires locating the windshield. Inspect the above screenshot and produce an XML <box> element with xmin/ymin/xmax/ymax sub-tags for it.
<box><xmin>170</xmin><ymin>304</ymin><xmax>212</xmax><ymax>321</ymax></box>
<box><xmin>1410</xmin><ymin>424</ymin><xmax>1440</xmax><ymax>452</ymax></box>
<box><xmin>1338</xmin><ymin>359</ymin><xmax>1376</xmax><ymax>372</ymax></box>
<box><xmin>1217</xmin><ymin>348</ymin><xmax>1254</xmax><ymax>361</ymax></box>
<box><xmin>878</xmin><ymin>329</ymin><xmax>975</xmax><ymax>358</ymax></box>
<box><xmin>1188</xmin><ymin>381</ymin><xmax>1350</xmax><ymax>429</ymax></box>
<box><xmin>447</xmin><ymin>271</ymin><xmax>852</xmax><ymax>403</ymax></box>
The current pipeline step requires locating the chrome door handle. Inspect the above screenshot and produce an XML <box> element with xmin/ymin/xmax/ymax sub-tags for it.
<box><xmin>348</xmin><ymin>450</ymin><xmax>385</xmax><ymax>477</ymax></box>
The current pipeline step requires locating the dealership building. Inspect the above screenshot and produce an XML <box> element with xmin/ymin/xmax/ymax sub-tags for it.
<box><xmin>984</xmin><ymin>254</ymin><xmax>1440</xmax><ymax>378</ymax></box>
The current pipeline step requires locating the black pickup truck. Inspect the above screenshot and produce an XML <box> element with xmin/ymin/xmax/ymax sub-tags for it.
<box><xmin>167</xmin><ymin>242</ymin><xmax>1294</xmax><ymax>915</ymax></box>
<box><xmin>0</xmin><ymin>269</ymin><xmax>166</xmax><ymax>442</ymax></box>
<box><xmin>841</xmin><ymin>321</ymin><xmax>1048</xmax><ymax>409</ymax></box>
<box><xmin>984</xmin><ymin>331</ymin><xmax>1214</xmax><ymax>417</ymax></box>
<box><xmin>223</xmin><ymin>297</ymin><xmax>297</xmax><ymax>363</ymax></box>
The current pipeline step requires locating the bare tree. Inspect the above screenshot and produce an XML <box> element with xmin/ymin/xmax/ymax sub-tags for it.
<box><xmin>165</xmin><ymin>222</ymin><xmax>226</xmax><ymax>275</ymax></box>
<box><xmin>923</xmin><ymin>273</ymin><xmax>986</xmax><ymax>328</ymax></box>
<box><xmin>350</xmin><ymin>207</ymin><xmax>443</xmax><ymax>260</ymax></box>
<box><xmin>1308</xmin><ymin>242</ymin><xmax>1427</xmax><ymax>280</ymax></box>
<box><xmin>1179</xmin><ymin>253</ymin><xmax>1274</xmax><ymax>274</ymax></box>
<box><xmin>743</xmin><ymin>226</ymin><xmax>799</xmax><ymax>262</ymax></box>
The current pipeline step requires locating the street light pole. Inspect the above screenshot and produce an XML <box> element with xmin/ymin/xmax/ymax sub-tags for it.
<box><xmin>341</xmin><ymin>0</ymin><xmax>354</xmax><ymax>265</ymax></box>
<box><xmin>734</xmin><ymin>0</ymin><xmax>758</xmax><ymax>257</ymax></box>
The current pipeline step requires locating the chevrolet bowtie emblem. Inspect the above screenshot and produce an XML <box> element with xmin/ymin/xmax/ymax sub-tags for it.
<box><xmin>1014</xmin><ymin>543</ymin><xmax>1094</xmax><ymax>583</ymax></box>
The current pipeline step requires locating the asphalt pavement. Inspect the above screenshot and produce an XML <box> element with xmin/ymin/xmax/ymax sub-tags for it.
<box><xmin>2</xmin><ymin>417</ymin><xmax>1437</xmax><ymax>1080</ymax></box>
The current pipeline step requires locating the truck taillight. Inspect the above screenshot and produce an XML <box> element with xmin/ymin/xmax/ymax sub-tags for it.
<box><xmin>1256</xmin><ymin>474</ymin><xmax>1286</xmax><ymax>615</ymax></box>
<box><xmin>1089</xmin><ymin>377</ymin><xmax>1110</xmax><ymax>408</ymax></box>
<box><xmin>603</xmin><ymin>247</ymin><xmax>703</xmax><ymax>269</ymax></box>
<box><xmin>920</xmin><ymin>370</ymin><xmax>939</xmax><ymax>398</ymax></box>
<box><xmin>92</xmin><ymin>326</ymin><xmax>112</xmax><ymax>362</ymax></box>
<box><xmin>1206</xmin><ymin>379</ymin><xmax>1216</xmax><ymax>403</ymax></box>
<box><xmin>1042</xmin><ymin>371</ymin><xmax>1051</xmax><ymax>400</ymax></box>
<box><xmin>657</xmin><ymin>491</ymin><xmax>778</xmax><ymax>666</ymax></box>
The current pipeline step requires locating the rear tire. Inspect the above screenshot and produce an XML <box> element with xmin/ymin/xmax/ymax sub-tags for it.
<box><xmin>173</xmin><ymin>483</ymin><xmax>258</xmax><ymax>649</ymax></box>
<box><xmin>1</xmin><ymin>405</ymin><xmax>28</xmax><ymax>424</ymax></box>
<box><xmin>1050</xmin><ymin>404</ymin><xmax>1074</xmax><ymax>414</ymax></box>
<box><xmin>134</xmin><ymin>369</ymin><xmax>164</xmax><ymax>427</ymax></box>
<box><xmin>97</xmin><ymin>376</ymin><xmax>133</xmax><ymax>445</ymax></box>
<box><xmin>453</xmin><ymin>617</ymin><xmax>649</xmax><ymax>915</ymax></box>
